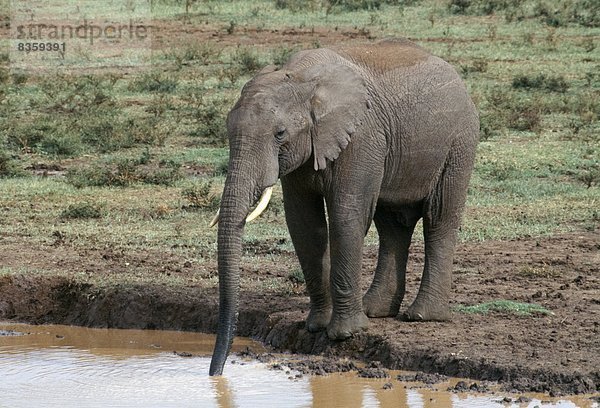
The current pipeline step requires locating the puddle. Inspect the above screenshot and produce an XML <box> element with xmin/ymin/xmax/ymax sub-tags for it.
<box><xmin>0</xmin><ymin>322</ymin><xmax>597</xmax><ymax>408</ymax></box>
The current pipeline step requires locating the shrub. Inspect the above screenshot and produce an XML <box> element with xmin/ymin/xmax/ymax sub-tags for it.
<box><xmin>271</xmin><ymin>46</ymin><xmax>298</xmax><ymax>68</ymax></box>
<box><xmin>575</xmin><ymin>161</ymin><xmax>600</xmax><ymax>188</ymax></box>
<box><xmin>66</xmin><ymin>152</ymin><xmax>183</xmax><ymax>188</ymax></box>
<box><xmin>60</xmin><ymin>202</ymin><xmax>104</xmax><ymax>219</ymax></box>
<box><xmin>288</xmin><ymin>268</ymin><xmax>305</xmax><ymax>284</ymax></box>
<box><xmin>507</xmin><ymin>106</ymin><xmax>541</xmax><ymax>132</ymax></box>
<box><xmin>38</xmin><ymin>74</ymin><xmax>116</xmax><ymax>115</ymax></box>
<box><xmin>533</xmin><ymin>0</ymin><xmax>599</xmax><ymax>27</ymax></box>
<box><xmin>6</xmin><ymin>120</ymin><xmax>55</xmax><ymax>152</ymax></box>
<box><xmin>275</xmin><ymin>0</ymin><xmax>417</xmax><ymax>12</ymax></box>
<box><xmin>232</xmin><ymin>47</ymin><xmax>263</xmax><ymax>75</ymax></box>
<box><xmin>274</xmin><ymin>0</ymin><xmax>323</xmax><ymax>11</ymax></box>
<box><xmin>38</xmin><ymin>132</ymin><xmax>84</xmax><ymax>156</ymax></box>
<box><xmin>214</xmin><ymin>158</ymin><xmax>229</xmax><ymax>176</ymax></box>
<box><xmin>182</xmin><ymin>90</ymin><xmax>233</xmax><ymax>146</ymax></box>
<box><xmin>460</xmin><ymin>59</ymin><xmax>489</xmax><ymax>75</ymax></box>
<box><xmin>448</xmin><ymin>0</ymin><xmax>521</xmax><ymax>15</ymax></box>
<box><xmin>129</xmin><ymin>72</ymin><xmax>178</xmax><ymax>94</ymax></box>
<box><xmin>181</xmin><ymin>180</ymin><xmax>220</xmax><ymax>210</ymax></box>
<box><xmin>512</xmin><ymin>74</ymin><xmax>569</xmax><ymax>93</ymax></box>
<box><xmin>0</xmin><ymin>67</ymin><xmax>8</xmax><ymax>84</ymax></box>
<box><xmin>181</xmin><ymin>43</ymin><xmax>219</xmax><ymax>64</ymax></box>
<box><xmin>0</xmin><ymin>150</ymin><xmax>24</xmax><ymax>178</ymax></box>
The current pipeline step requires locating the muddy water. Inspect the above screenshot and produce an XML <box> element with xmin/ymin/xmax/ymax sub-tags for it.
<box><xmin>0</xmin><ymin>323</ymin><xmax>596</xmax><ymax>408</ymax></box>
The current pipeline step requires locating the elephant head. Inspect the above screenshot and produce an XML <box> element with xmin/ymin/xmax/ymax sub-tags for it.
<box><xmin>209</xmin><ymin>54</ymin><xmax>370</xmax><ymax>376</ymax></box>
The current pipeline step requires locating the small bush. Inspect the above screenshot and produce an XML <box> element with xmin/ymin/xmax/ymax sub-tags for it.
<box><xmin>66</xmin><ymin>153</ymin><xmax>183</xmax><ymax>188</ymax></box>
<box><xmin>6</xmin><ymin>119</ymin><xmax>58</xmax><ymax>152</ymax></box>
<box><xmin>274</xmin><ymin>0</ymin><xmax>323</xmax><ymax>12</ymax></box>
<box><xmin>448</xmin><ymin>0</ymin><xmax>521</xmax><ymax>15</ymax></box>
<box><xmin>460</xmin><ymin>59</ymin><xmax>489</xmax><ymax>75</ymax></box>
<box><xmin>0</xmin><ymin>150</ymin><xmax>24</xmax><ymax>178</ymax></box>
<box><xmin>0</xmin><ymin>67</ymin><xmax>8</xmax><ymax>84</ymax></box>
<box><xmin>533</xmin><ymin>0</ymin><xmax>599</xmax><ymax>27</ymax></box>
<box><xmin>232</xmin><ymin>47</ymin><xmax>263</xmax><ymax>75</ymax></box>
<box><xmin>129</xmin><ymin>72</ymin><xmax>178</xmax><ymax>94</ymax></box>
<box><xmin>181</xmin><ymin>43</ymin><xmax>220</xmax><ymax>65</ymax></box>
<box><xmin>575</xmin><ymin>161</ymin><xmax>600</xmax><ymax>188</ymax></box>
<box><xmin>181</xmin><ymin>180</ymin><xmax>220</xmax><ymax>210</ymax></box>
<box><xmin>271</xmin><ymin>46</ymin><xmax>298</xmax><ymax>68</ymax></box>
<box><xmin>477</xmin><ymin>87</ymin><xmax>541</xmax><ymax>137</ymax></box>
<box><xmin>38</xmin><ymin>74</ymin><xmax>116</xmax><ymax>115</ymax></box>
<box><xmin>508</xmin><ymin>106</ymin><xmax>541</xmax><ymax>132</ymax></box>
<box><xmin>214</xmin><ymin>159</ymin><xmax>229</xmax><ymax>176</ymax></box>
<box><xmin>288</xmin><ymin>268</ymin><xmax>305</xmax><ymax>284</ymax></box>
<box><xmin>38</xmin><ymin>132</ymin><xmax>84</xmax><ymax>156</ymax></box>
<box><xmin>182</xmin><ymin>90</ymin><xmax>232</xmax><ymax>146</ymax></box>
<box><xmin>60</xmin><ymin>202</ymin><xmax>104</xmax><ymax>219</ymax></box>
<box><xmin>512</xmin><ymin>74</ymin><xmax>569</xmax><ymax>93</ymax></box>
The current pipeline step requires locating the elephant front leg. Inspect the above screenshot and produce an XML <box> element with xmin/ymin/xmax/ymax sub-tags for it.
<box><xmin>282</xmin><ymin>182</ymin><xmax>332</xmax><ymax>332</ymax></box>
<box><xmin>326</xmin><ymin>194</ymin><xmax>372</xmax><ymax>340</ymax></box>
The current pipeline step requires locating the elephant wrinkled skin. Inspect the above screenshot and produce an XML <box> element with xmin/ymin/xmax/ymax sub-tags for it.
<box><xmin>209</xmin><ymin>39</ymin><xmax>479</xmax><ymax>376</ymax></box>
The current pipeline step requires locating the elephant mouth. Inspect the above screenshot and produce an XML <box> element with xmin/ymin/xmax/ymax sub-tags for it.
<box><xmin>209</xmin><ymin>186</ymin><xmax>274</xmax><ymax>227</ymax></box>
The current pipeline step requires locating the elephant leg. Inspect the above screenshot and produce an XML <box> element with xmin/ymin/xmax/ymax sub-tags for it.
<box><xmin>405</xmin><ymin>146</ymin><xmax>472</xmax><ymax>322</ymax></box>
<box><xmin>282</xmin><ymin>180</ymin><xmax>332</xmax><ymax>332</ymax></box>
<box><xmin>325</xmin><ymin>193</ymin><xmax>374</xmax><ymax>340</ymax></box>
<box><xmin>404</xmin><ymin>225</ymin><xmax>456</xmax><ymax>321</ymax></box>
<box><xmin>363</xmin><ymin>208</ymin><xmax>417</xmax><ymax>318</ymax></box>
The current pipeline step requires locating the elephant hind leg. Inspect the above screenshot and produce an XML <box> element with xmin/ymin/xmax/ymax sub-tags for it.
<box><xmin>363</xmin><ymin>207</ymin><xmax>417</xmax><ymax>318</ymax></box>
<box><xmin>405</xmin><ymin>141</ymin><xmax>475</xmax><ymax>322</ymax></box>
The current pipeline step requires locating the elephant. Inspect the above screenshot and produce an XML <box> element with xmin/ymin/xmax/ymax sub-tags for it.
<box><xmin>209</xmin><ymin>38</ymin><xmax>479</xmax><ymax>376</ymax></box>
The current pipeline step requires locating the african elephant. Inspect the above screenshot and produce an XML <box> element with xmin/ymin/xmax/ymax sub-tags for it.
<box><xmin>209</xmin><ymin>39</ymin><xmax>479</xmax><ymax>376</ymax></box>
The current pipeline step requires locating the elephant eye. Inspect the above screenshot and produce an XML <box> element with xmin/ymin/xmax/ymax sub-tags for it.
<box><xmin>275</xmin><ymin>126</ymin><xmax>287</xmax><ymax>141</ymax></box>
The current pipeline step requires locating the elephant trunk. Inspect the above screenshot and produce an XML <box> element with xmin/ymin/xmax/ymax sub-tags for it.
<box><xmin>209</xmin><ymin>161</ymin><xmax>257</xmax><ymax>376</ymax></box>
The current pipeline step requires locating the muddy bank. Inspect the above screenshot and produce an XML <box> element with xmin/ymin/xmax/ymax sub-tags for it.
<box><xmin>0</xmin><ymin>230</ymin><xmax>598</xmax><ymax>395</ymax></box>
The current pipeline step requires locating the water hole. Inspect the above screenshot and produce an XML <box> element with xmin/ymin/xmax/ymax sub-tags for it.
<box><xmin>0</xmin><ymin>322</ymin><xmax>596</xmax><ymax>408</ymax></box>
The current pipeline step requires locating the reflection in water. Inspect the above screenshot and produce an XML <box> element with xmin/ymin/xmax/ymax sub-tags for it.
<box><xmin>0</xmin><ymin>323</ymin><xmax>597</xmax><ymax>408</ymax></box>
<box><xmin>212</xmin><ymin>376</ymin><xmax>236</xmax><ymax>408</ymax></box>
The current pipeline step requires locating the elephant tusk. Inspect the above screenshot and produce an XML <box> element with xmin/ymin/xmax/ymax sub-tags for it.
<box><xmin>209</xmin><ymin>209</ymin><xmax>220</xmax><ymax>228</ymax></box>
<box><xmin>209</xmin><ymin>186</ymin><xmax>273</xmax><ymax>227</ymax></box>
<box><xmin>245</xmin><ymin>187</ymin><xmax>273</xmax><ymax>223</ymax></box>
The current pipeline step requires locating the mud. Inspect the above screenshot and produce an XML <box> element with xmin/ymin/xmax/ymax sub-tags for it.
<box><xmin>0</xmin><ymin>230</ymin><xmax>599</xmax><ymax>396</ymax></box>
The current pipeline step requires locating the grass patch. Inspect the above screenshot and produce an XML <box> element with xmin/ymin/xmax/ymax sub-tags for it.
<box><xmin>453</xmin><ymin>300</ymin><xmax>553</xmax><ymax>316</ymax></box>
<box><xmin>518</xmin><ymin>264</ymin><xmax>561</xmax><ymax>279</ymax></box>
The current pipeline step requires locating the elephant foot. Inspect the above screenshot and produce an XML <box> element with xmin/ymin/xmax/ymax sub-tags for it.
<box><xmin>326</xmin><ymin>311</ymin><xmax>369</xmax><ymax>340</ymax></box>
<box><xmin>362</xmin><ymin>289</ymin><xmax>402</xmax><ymax>318</ymax></box>
<box><xmin>403</xmin><ymin>298</ymin><xmax>451</xmax><ymax>322</ymax></box>
<box><xmin>306</xmin><ymin>308</ymin><xmax>332</xmax><ymax>333</ymax></box>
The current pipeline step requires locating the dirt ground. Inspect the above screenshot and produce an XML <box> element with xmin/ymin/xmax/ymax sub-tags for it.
<box><xmin>0</xmin><ymin>229</ymin><xmax>598</xmax><ymax>395</ymax></box>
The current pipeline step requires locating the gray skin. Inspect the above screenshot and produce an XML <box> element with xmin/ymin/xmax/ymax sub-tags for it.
<box><xmin>209</xmin><ymin>39</ymin><xmax>479</xmax><ymax>376</ymax></box>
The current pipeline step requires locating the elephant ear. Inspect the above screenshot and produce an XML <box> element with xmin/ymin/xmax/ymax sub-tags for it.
<box><xmin>302</xmin><ymin>63</ymin><xmax>369</xmax><ymax>171</ymax></box>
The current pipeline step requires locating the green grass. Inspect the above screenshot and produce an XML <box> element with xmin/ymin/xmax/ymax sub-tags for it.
<box><xmin>453</xmin><ymin>300</ymin><xmax>553</xmax><ymax>316</ymax></box>
<box><xmin>0</xmin><ymin>0</ymin><xmax>598</xmax><ymax>279</ymax></box>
